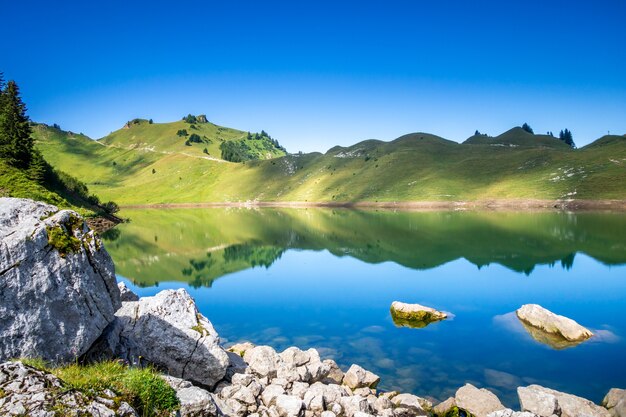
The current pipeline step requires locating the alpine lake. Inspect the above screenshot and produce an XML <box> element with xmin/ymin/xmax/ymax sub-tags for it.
<box><xmin>102</xmin><ymin>208</ymin><xmax>626</xmax><ymax>407</ymax></box>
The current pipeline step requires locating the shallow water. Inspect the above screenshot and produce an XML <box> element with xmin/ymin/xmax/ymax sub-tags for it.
<box><xmin>104</xmin><ymin>208</ymin><xmax>626</xmax><ymax>406</ymax></box>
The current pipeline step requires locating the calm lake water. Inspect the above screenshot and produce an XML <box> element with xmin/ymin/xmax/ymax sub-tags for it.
<box><xmin>103</xmin><ymin>208</ymin><xmax>626</xmax><ymax>406</ymax></box>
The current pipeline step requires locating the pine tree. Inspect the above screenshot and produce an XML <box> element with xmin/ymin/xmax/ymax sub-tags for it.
<box><xmin>0</xmin><ymin>80</ymin><xmax>33</xmax><ymax>168</ymax></box>
<box><xmin>521</xmin><ymin>123</ymin><xmax>534</xmax><ymax>134</ymax></box>
<box><xmin>559</xmin><ymin>129</ymin><xmax>575</xmax><ymax>148</ymax></box>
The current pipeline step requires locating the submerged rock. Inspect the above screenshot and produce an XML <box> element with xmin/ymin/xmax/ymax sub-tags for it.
<box><xmin>455</xmin><ymin>383</ymin><xmax>506</xmax><ymax>417</ymax></box>
<box><xmin>114</xmin><ymin>289</ymin><xmax>230</xmax><ymax>388</ymax></box>
<box><xmin>516</xmin><ymin>304</ymin><xmax>593</xmax><ymax>344</ymax></box>
<box><xmin>0</xmin><ymin>198</ymin><xmax>121</xmax><ymax>362</ymax></box>
<box><xmin>518</xmin><ymin>385</ymin><xmax>610</xmax><ymax>417</ymax></box>
<box><xmin>390</xmin><ymin>301</ymin><xmax>447</xmax><ymax>328</ymax></box>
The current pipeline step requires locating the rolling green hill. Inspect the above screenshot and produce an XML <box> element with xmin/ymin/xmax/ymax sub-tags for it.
<box><xmin>32</xmin><ymin>121</ymin><xmax>626</xmax><ymax>206</ymax></box>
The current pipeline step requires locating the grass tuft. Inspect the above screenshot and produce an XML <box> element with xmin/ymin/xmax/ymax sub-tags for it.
<box><xmin>18</xmin><ymin>359</ymin><xmax>179</xmax><ymax>416</ymax></box>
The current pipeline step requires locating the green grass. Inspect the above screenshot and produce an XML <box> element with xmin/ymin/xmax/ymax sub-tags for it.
<box><xmin>20</xmin><ymin>359</ymin><xmax>179</xmax><ymax>417</ymax></box>
<box><xmin>32</xmin><ymin>123</ymin><xmax>626</xmax><ymax>206</ymax></box>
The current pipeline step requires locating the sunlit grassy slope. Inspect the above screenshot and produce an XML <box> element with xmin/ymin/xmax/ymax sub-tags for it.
<box><xmin>33</xmin><ymin>122</ymin><xmax>626</xmax><ymax>205</ymax></box>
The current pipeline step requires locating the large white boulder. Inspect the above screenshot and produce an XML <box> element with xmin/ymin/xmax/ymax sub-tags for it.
<box><xmin>455</xmin><ymin>383</ymin><xmax>506</xmax><ymax>417</ymax></box>
<box><xmin>0</xmin><ymin>198</ymin><xmax>121</xmax><ymax>362</ymax></box>
<box><xmin>114</xmin><ymin>289</ymin><xmax>230</xmax><ymax>388</ymax></box>
<box><xmin>516</xmin><ymin>304</ymin><xmax>593</xmax><ymax>342</ymax></box>
<box><xmin>518</xmin><ymin>385</ymin><xmax>611</xmax><ymax>417</ymax></box>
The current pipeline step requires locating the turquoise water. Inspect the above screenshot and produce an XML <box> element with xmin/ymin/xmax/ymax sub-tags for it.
<box><xmin>107</xmin><ymin>209</ymin><xmax>626</xmax><ymax>406</ymax></box>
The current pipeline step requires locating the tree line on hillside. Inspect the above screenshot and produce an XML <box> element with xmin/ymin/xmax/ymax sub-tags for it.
<box><xmin>0</xmin><ymin>73</ymin><xmax>119</xmax><ymax>214</ymax></box>
<box><xmin>475</xmin><ymin>123</ymin><xmax>576</xmax><ymax>148</ymax></box>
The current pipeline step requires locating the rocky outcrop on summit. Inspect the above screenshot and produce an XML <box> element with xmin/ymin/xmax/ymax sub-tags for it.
<box><xmin>0</xmin><ymin>198</ymin><xmax>121</xmax><ymax>363</ymax></box>
<box><xmin>0</xmin><ymin>361</ymin><xmax>137</xmax><ymax>416</ymax></box>
<box><xmin>110</xmin><ymin>289</ymin><xmax>230</xmax><ymax>388</ymax></box>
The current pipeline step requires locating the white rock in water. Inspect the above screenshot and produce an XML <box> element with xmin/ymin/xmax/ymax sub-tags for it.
<box><xmin>455</xmin><ymin>383</ymin><xmax>506</xmax><ymax>417</ymax></box>
<box><xmin>390</xmin><ymin>301</ymin><xmax>447</xmax><ymax>327</ymax></box>
<box><xmin>115</xmin><ymin>289</ymin><xmax>229</xmax><ymax>388</ymax></box>
<box><xmin>0</xmin><ymin>198</ymin><xmax>121</xmax><ymax>362</ymax></box>
<box><xmin>516</xmin><ymin>304</ymin><xmax>593</xmax><ymax>342</ymax></box>
<box><xmin>518</xmin><ymin>385</ymin><xmax>611</xmax><ymax>417</ymax></box>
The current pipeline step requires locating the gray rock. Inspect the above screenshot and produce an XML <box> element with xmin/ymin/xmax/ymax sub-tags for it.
<box><xmin>339</xmin><ymin>395</ymin><xmax>371</xmax><ymax>417</ymax></box>
<box><xmin>391</xmin><ymin>393</ymin><xmax>431</xmax><ymax>415</ymax></box>
<box><xmin>516</xmin><ymin>304</ymin><xmax>593</xmax><ymax>343</ymax></box>
<box><xmin>275</xmin><ymin>394</ymin><xmax>304</xmax><ymax>417</ymax></box>
<box><xmin>0</xmin><ymin>198</ymin><xmax>121</xmax><ymax>362</ymax></box>
<box><xmin>115</xmin><ymin>289</ymin><xmax>229</xmax><ymax>388</ymax></box>
<box><xmin>487</xmin><ymin>409</ymin><xmax>539</xmax><ymax>417</ymax></box>
<box><xmin>262</xmin><ymin>384</ymin><xmax>287</xmax><ymax>407</ymax></box>
<box><xmin>163</xmin><ymin>375</ymin><xmax>218</xmax><ymax>417</ymax></box>
<box><xmin>118</xmin><ymin>282</ymin><xmax>139</xmax><ymax>302</ymax></box>
<box><xmin>434</xmin><ymin>397</ymin><xmax>457</xmax><ymax>416</ymax></box>
<box><xmin>518</xmin><ymin>386</ymin><xmax>560</xmax><ymax>416</ymax></box>
<box><xmin>245</xmin><ymin>346</ymin><xmax>282</xmax><ymax>379</ymax></box>
<box><xmin>342</xmin><ymin>364</ymin><xmax>380</xmax><ymax>389</ymax></box>
<box><xmin>518</xmin><ymin>385</ymin><xmax>611</xmax><ymax>417</ymax></box>
<box><xmin>455</xmin><ymin>383</ymin><xmax>506</xmax><ymax>417</ymax></box>
<box><xmin>322</xmin><ymin>359</ymin><xmax>344</xmax><ymax>385</ymax></box>
<box><xmin>603</xmin><ymin>389</ymin><xmax>626</xmax><ymax>417</ymax></box>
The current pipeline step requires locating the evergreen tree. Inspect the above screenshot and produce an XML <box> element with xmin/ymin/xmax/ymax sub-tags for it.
<box><xmin>559</xmin><ymin>129</ymin><xmax>575</xmax><ymax>148</ymax></box>
<box><xmin>521</xmin><ymin>123</ymin><xmax>534</xmax><ymax>134</ymax></box>
<box><xmin>474</xmin><ymin>130</ymin><xmax>480</xmax><ymax>136</ymax></box>
<box><xmin>0</xmin><ymin>80</ymin><xmax>33</xmax><ymax>168</ymax></box>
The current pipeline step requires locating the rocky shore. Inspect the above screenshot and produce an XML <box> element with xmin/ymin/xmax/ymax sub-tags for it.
<box><xmin>0</xmin><ymin>198</ymin><xmax>624</xmax><ymax>417</ymax></box>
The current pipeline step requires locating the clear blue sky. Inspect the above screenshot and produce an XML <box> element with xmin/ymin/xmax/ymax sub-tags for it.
<box><xmin>1</xmin><ymin>0</ymin><xmax>625</xmax><ymax>152</ymax></box>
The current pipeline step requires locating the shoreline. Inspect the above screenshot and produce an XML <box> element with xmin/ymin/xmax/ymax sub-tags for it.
<box><xmin>121</xmin><ymin>199</ymin><xmax>626</xmax><ymax>211</ymax></box>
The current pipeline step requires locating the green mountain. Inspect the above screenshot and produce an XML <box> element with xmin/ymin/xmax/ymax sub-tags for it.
<box><xmin>32</xmin><ymin>121</ymin><xmax>626</xmax><ymax>206</ymax></box>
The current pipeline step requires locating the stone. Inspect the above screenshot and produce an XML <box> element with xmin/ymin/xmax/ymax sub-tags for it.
<box><xmin>322</xmin><ymin>359</ymin><xmax>344</xmax><ymax>385</ymax></box>
<box><xmin>275</xmin><ymin>394</ymin><xmax>304</xmax><ymax>417</ymax></box>
<box><xmin>163</xmin><ymin>374</ymin><xmax>219</xmax><ymax>415</ymax></box>
<box><xmin>340</xmin><ymin>395</ymin><xmax>371</xmax><ymax>417</ymax></box>
<box><xmin>291</xmin><ymin>381</ymin><xmax>310</xmax><ymax>399</ymax></box>
<box><xmin>343</xmin><ymin>364</ymin><xmax>380</xmax><ymax>390</ymax></box>
<box><xmin>603</xmin><ymin>388</ymin><xmax>626</xmax><ymax>417</ymax></box>
<box><xmin>229</xmin><ymin>342</ymin><xmax>257</xmax><ymax>357</ymax></box>
<box><xmin>263</xmin><ymin>384</ymin><xmax>287</xmax><ymax>407</ymax></box>
<box><xmin>434</xmin><ymin>397</ymin><xmax>457</xmax><ymax>416</ymax></box>
<box><xmin>391</xmin><ymin>393</ymin><xmax>430</xmax><ymax>415</ymax></box>
<box><xmin>455</xmin><ymin>383</ymin><xmax>506</xmax><ymax>417</ymax></box>
<box><xmin>321</xmin><ymin>412</ymin><xmax>337</xmax><ymax>417</ymax></box>
<box><xmin>390</xmin><ymin>301</ymin><xmax>447</xmax><ymax>328</ymax></box>
<box><xmin>518</xmin><ymin>385</ymin><xmax>611</xmax><ymax>417</ymax></box>
<box><xmin>307</xmin><ymin>382</ymin><xmax>351</xmax><ymax>405</ymax></box>
<box><xmin>516</xmin><ymin>304</ymin><xmax>593</xmax><ymax>343</ymax></box>
<box><xmin>0</xmin><ymin>198</ymin><xmax>121</xmax><ymax>362</ymax></box>
<box><xmin>225</xmin><ymin>350</ymin><xmax>249</xmax><ymax>381</ymax></box>
<box><xmin>245</xmin><ymin>346</ymin><xmax>282</xmax><ymax>379</ymax></box>
<box><xmin>114</xmin><ymin>289</ymin><xmax>229</xmax><ymax>387</ymax></box>
<box><xmin>487</xmin><ymin>409</ymin><xmax>539</xmax><ymax>417</ymax></box>
<box><xmin>118</xmin><ymin>282</ymin><xmax>139</xmax><ymax>302</ymax></box>
<box><xmin>518</xmin><ymin>386</ymin><xmax>560</xmax><ymax>416</ymax></box>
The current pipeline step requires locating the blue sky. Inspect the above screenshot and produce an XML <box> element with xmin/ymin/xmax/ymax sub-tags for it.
<box><xmin>1</xmin><ymin>0</ymin><xmax>625</xmax><ymax>152</ymax></box>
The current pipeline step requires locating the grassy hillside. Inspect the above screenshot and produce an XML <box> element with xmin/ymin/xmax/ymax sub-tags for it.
<box><xmin>100</xmin><ymin>117</ymin><xmax>286</xmax><ymax>161</ymax></box>
<box><xmin>32</xmin><ymin>122</ymin><xmax>626</xmax><ymax>205</ymax></box>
